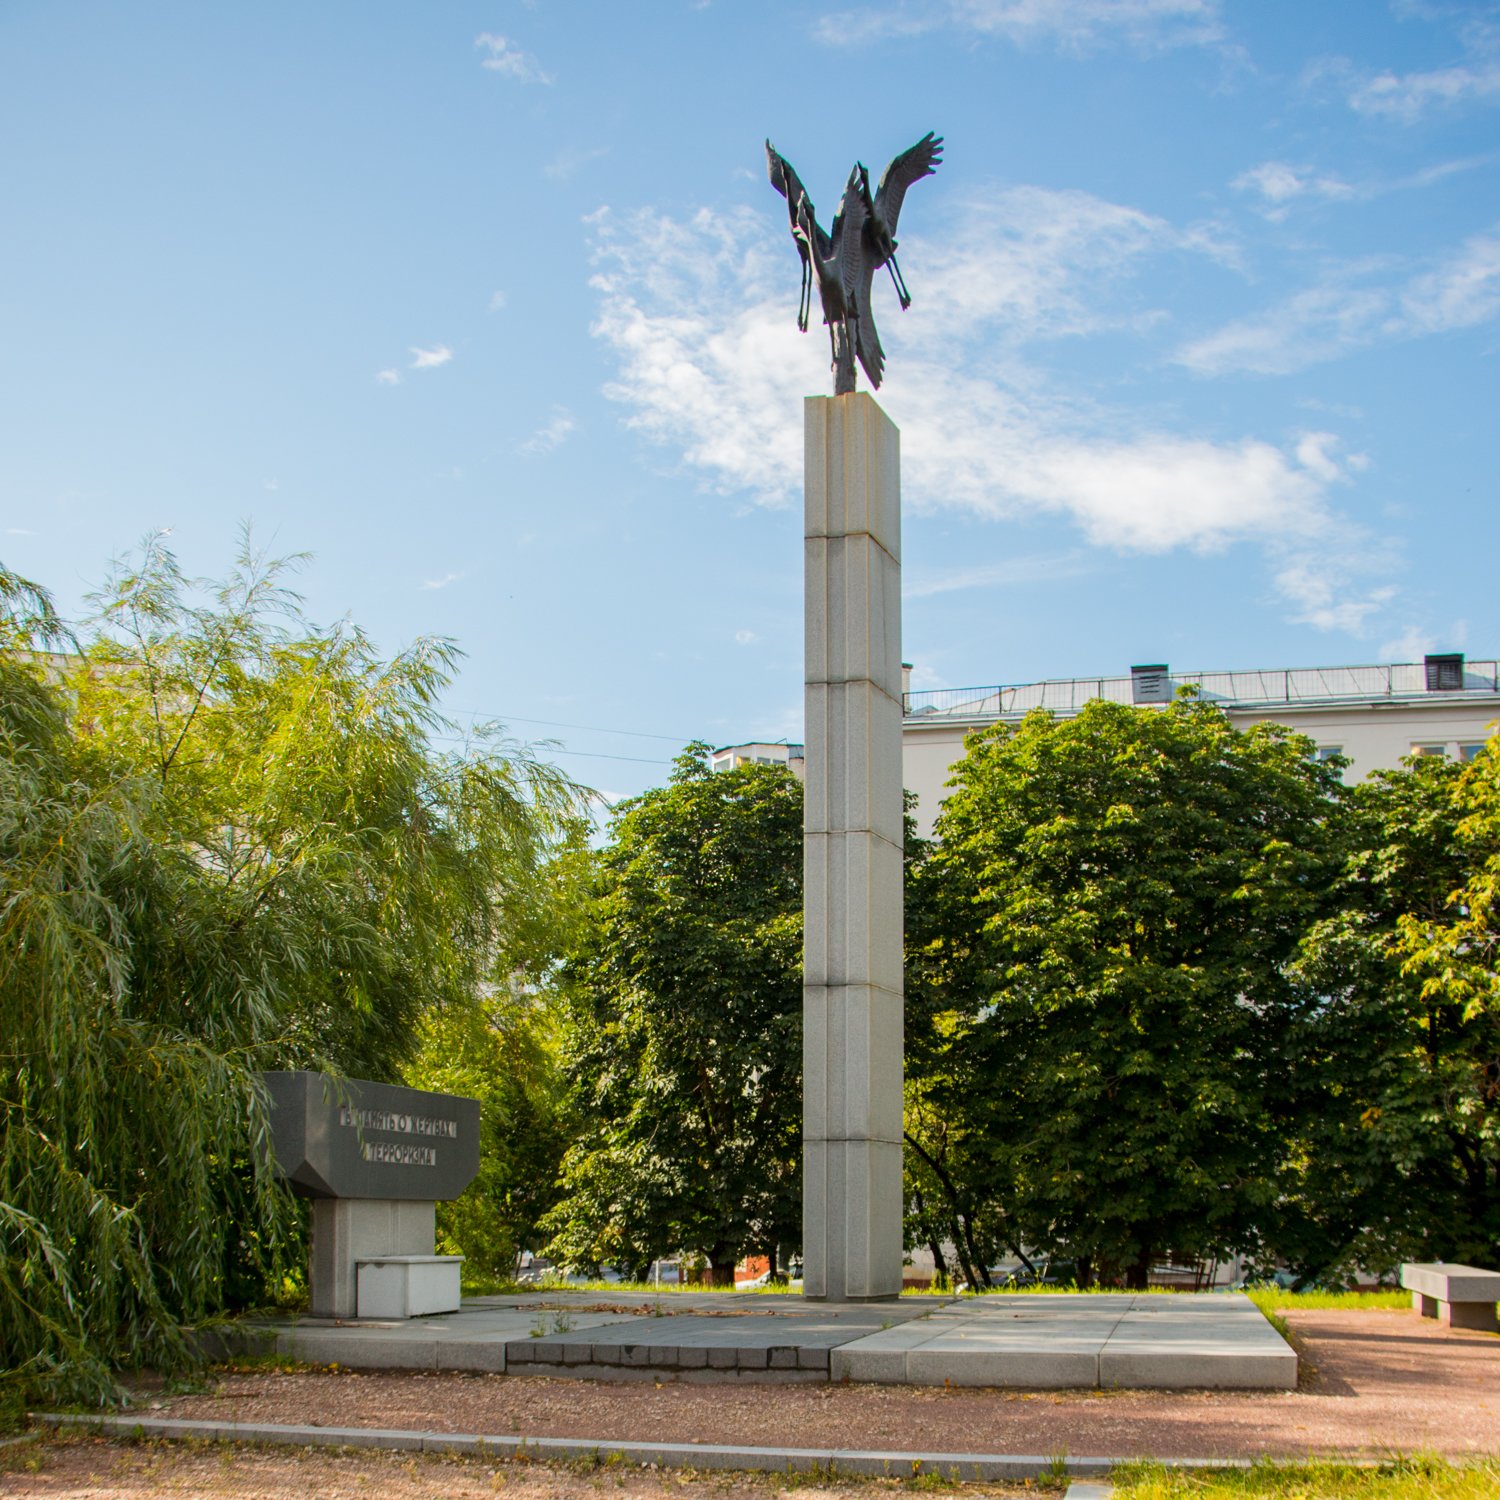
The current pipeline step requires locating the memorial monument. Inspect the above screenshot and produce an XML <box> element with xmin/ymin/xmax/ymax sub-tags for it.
<box><xmin>767</xmin><ymin>133</ymin><xmax>942</xmax><ymax>1300</ymax></box>
<box><xmin>262</xmin><ymin>1071</ymin><xmax>480</xmax><ymax>1319</ymax></box>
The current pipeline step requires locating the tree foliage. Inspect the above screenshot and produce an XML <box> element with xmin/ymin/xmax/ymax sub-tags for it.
<box><xmin>1285</xmin><ymin>744</ymin><xmax>1500</xmax><ymax>1276</ymax></box>
<box><xmin>906</xmin><ymin>697</ymin><xmax>1346</xmax><ymax>1286</ymax></box>
<box><xmin>1</xmin><ymin>538</ymin><xmax>583</xmax><ymax>1402</ymax></box>
<box><xmin>546</xmin><ymin>746</ymin><xmax>802</xmax><ymax>1282</ymax></box>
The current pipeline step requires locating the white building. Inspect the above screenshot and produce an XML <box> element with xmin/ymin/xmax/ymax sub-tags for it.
<box><xmin>709</xmin><ymin>741</ymin><xmax>805</xmax><ymax>777</ymax></box>
<box><xmin>903</xmin><ymin>655</ymin><xmax>1500</xmax><ymax>838</ymax></box>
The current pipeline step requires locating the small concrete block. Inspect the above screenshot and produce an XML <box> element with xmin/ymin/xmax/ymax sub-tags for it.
<box><xmin>281</xmin><ymin>1333</ymin><xmax>438</xmax><ymax>1370</ymax></box>
<box><xmin>907</xmin><ymin>1347</ymin><xmax>1099</xmax><ymax>1388</ymax></box>
<box><xmin>769</xmin><ymin>1347</ymin><xmax>799</xmax><ymax>1369</ymax></box>
<box><xmin>707</xmin><ymin>1346</ymin><xmax>738</xmax><ymax>1369</ymax></box>
<box><xmin>1099</xmin><ymin>1347</ymin><xmax>1297</xmax><ymax>1390</ymax></box>
<box><xmin>736</xmin><ymin>1346</ymin><xmax>769</xmax><ymax>1370</ymax></box>
<box><xmin>593</xmin><ymin>1343</ymin><xmax>623</xmax><ymax>1365</ymax></box>
<box><xmin>798</xmin><ymin>1346</ymin><xmax>830</xmax><ymax>1370</ymax></box>
<box><xmin>803</xmin><ymin>832</ymin><xmax>905</xmax><ymax>992</ymax></box>
<box><xmin>675</xmin><ymin>1346</ymin><xmax>708</xmax><ymax>1368</ymax></box>
<box><xmin>357</xmin><ymin>1256</ymin><xmax>462</xmax><ymax>1319</ymax></box>
<box><xmin>831</xmin><ymin>1346</ymin><xmax>909</xmax><ymax>1383</ymax></box>
<box><xmin>562</xmin><ymin>1343</ymin><xmax>592</xmax><ymax>1365</ymax></box>
<box><xmin>505</xmin><ymin>1340</ymin><xmax>535</xmax><ymax>1362</ymax></box>
<box><xmin>436</xmin><ymin>1341</ymin><xmax>507</xmax><ymax>1373</ymax></box>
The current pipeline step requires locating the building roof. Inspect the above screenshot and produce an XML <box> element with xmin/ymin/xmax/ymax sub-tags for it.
<box><xmin>903</xmin><ymin>658</ymin><xmax>1500</xmax><ymax>726</ymax></box>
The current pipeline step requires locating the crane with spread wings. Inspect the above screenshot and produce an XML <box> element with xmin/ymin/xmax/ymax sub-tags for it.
<box><xmin>766</xmin><ymin>132</ymin><xmax>943</xmax><ymax>394</ymax></box>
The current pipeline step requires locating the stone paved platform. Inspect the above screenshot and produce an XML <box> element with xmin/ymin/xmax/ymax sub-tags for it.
<box><xmin>234</xmin><ymin>1289</ymin><xmax>1294</xmax><ymax>1390</ymax></box>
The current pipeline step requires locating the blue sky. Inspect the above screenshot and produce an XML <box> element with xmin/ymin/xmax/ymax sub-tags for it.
<box><xmin>4</xmin><ymin>1</ymin><xmax>1497</xmax><ymax>802</ymax></box>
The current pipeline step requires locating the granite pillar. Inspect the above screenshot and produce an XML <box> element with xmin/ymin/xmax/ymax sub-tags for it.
<box><xmin>802</xmin><ymin>392</ymin><xmax>904</xmax><ymax>1302</ymax></box>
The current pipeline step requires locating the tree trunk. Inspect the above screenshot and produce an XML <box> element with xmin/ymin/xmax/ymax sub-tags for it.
<box><xmin>913</xmin><ymin>1185</ymin><xmax>950</xmax><ymax>1283</ymax></box>
<box><xmin>708</xmin><ymin>1247</ymin><xmax>738</xmax><ymax>1287</ymax></box>
<box><xmin>1125</xmin><ymin>1244</ymin><xmax>1153</xmax><ymax>1291</ymax></box>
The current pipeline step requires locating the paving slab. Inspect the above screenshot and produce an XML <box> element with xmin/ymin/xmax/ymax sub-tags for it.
<box><xmin>236</xmin><ymin>1289</ymin><xmax>1294</xmax><ymax>1391</ymax></box>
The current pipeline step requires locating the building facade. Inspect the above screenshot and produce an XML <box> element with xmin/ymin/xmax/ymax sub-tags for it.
<box><xmin>902</xmin><ymin>655</ymin><xmax>1500</xmax><ymax>837</ymax></box>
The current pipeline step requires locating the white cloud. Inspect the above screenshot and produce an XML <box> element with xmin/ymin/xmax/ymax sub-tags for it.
<box><xmin>409</xmin><ymin>345</ymin><xmax>453</xmax><ymax>370</ymax></box>
<box><xmin>520</xmin><ymin>407</ymin><xmax>577</xmax><ymax>456</ymax></box>
<box><xmin>1232</xmin><ymin>161</ymin><xmax>1357</xmax><ymax>220</ymax></box>
<box><xmin>376</xmin><ymin>368</ymin><xmax>401</xmax><ymax>385</ymax></box>
<box><xmin>814</xmin><ymin>0</ymin><xmax>1223</xmax><ymax>50</ymax></box>
<box><xmin>474</xmin><ymin>33</ymin><xmax>554</xmax><ymax>84</ymax></box>
<box><xmin>733</xmin><ymin>628</ymin><xmax>759</xmax><ymax>645</ymax></box>
<box><xmin>1176</xmin><ymin>228</ymin><xmax>1500</xmax><ymax>375</ymax></box>
<box><xmin>421</xmin><ymin>571</ymin><xmax>465</xmax><ymax>591</ymax></box>
<box><xmin>488</xmin><ymin>290</ymin><xmax>508</xmax><ymax>312</ymax></box>
<box><xmin>1379</xmin><ymin>624</ymin><xmax>1440</xmax><ymax>662</ymax></box>
<box><xmin>588</xmin><ymin>192</ymin><xmax>1384</xmax><ymax>635</ymax></box>
<box><xmin>1349</xmin><ymin>59</ymin><xmax>1500</xmax><ymax>122</ymax></box>
<box><xmin>6</xmin><ymin>527</ymin><xmax>36</xmax><ymax>536</ymax></box>
<box><xmin>1273</xmin><ymin>553</ymin><xmax>1397</xmax><ymax>634</ymax></box>
<box><xmin>1401</xmin><ymin>230</ymin><xmax>1500</xmax><ymax>332</ymax></box>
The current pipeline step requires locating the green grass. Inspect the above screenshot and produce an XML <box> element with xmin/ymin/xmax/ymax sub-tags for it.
<box><xmin>1245</xmin><ymin>1287</ymin><xmax>1410</xmax><ymax>1317</ymax></box>
<box><xmin>1113</xmin><ymin>1456</ymin><xmax>1500</xmax><ymax>1499</ymax></box>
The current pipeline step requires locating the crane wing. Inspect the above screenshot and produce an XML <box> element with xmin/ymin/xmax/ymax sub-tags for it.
<box><xmin>832</xmin><ymin>166</ymin><xmax>868</xmax><ymax>311</ymax></box>
<box><xmin>767</xmin><ymin>139</ymin><xmax>830</xmax><ymax>261</ymax></box>
<box><xmin>873</xmin><ymin>132</ymin><xmax>943</xmax><ymax>237</ymax></box>
<box><xmin>852</xmin><ymin>236</ymin><xmax>885</xmax><ymax>390</ymax></box>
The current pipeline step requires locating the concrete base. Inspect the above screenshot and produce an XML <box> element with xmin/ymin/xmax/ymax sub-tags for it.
<box><xmin>357</xmin><ymin>1255</ymin><xmax>463</xmax><ymax>1319</ymax></box>
<box><xmin>1401</xmin><ymin>1261</ymin><xmax>1500</xmax><ymax>1334</ymax></box>
<box><xmin>310</xmin><ymin>1199</ymin><xmax>437</xmax><ymax>1319</ymax></box>
<box><xmin>245</xmin><ymin>1289</ymin><xmax>1295</xmax><ymax>1391</ymax></box>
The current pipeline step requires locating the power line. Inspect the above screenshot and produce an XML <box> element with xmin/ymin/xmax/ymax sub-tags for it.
<box><xmin>428</xmin><ymin>734</ymin><xmax>671</xmax><ymax>767</ymax></box>
<box><xmin>445</xmin><ymin>707</ymin><xmax>694</xmax><ymax>744</ymax></box>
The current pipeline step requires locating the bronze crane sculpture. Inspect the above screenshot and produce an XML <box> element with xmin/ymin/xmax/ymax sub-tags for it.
<box><xmin>766</xmin><ymin>132</ymin><xmax>943</xmax><ymax>394</ymax></box>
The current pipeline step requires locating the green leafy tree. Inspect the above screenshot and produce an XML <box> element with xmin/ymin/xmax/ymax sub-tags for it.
<box><xmin>1288</xmin><ymin>739</ymin><xmax>1500</xmax><ymax>1276</ymax></box>
<box><xmin>907</xmin><ymin>696</ymin><xmax>1345</xmax><ymax>1287</ymax></box>
<box><xmin>546</xmin><ymin>745</ymin><xmax>802</xmax><ymax>1283</ymax></box>
<box><xmin>407</xmin><ymin>992</ymin><xmax>569</xmax><ymax>1279</ymax></box>
<box><xmin>1401</xmin><ymin>735</ymin><xmax>1500</xmax><ymax>1266</ymax></box>
<box><xmin>1</xmin><ymin>538</ymin><xmax>583</xmax><ymax>1404</ymax></box>
<box><xmin>1276</xmin><ymin>754</ymin><xmax>1477</xmax><ymax>1278</ymax></box>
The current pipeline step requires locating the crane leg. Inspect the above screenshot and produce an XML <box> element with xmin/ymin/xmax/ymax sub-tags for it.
<box><xmin>887</xmin><ymin>255</ymin><xmax>913</xmax><ymax>311</ymax></box>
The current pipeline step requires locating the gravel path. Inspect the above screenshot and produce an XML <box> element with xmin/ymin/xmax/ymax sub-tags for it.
<box><xmin>135</xmin><ymin>1309</ymin><xmax>1499</xmax><ymax>1462</ymax></box>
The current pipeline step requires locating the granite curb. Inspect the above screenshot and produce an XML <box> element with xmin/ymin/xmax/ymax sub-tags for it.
<box><xmin>33</xmin><ymin>1410</ymin><xmax>1195</xmax><ymax>1481</ymax></box>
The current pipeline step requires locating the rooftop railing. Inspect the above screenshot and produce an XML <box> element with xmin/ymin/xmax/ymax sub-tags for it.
<box><xmin>904</xmin><ymin>660</ymin><xmax>1500</xmax><ymax>722</ymax></box>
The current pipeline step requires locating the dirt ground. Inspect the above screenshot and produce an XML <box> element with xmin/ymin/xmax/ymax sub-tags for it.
<box><xmin>1</xmin><ymin>1439</ymin><xmax>1043</xmax><ymax>1500</ymax></box>
<box><xmin>10</xmin><ymin>1308</ymin><xmax>1499</xmax><ymax>1497</ymax></box>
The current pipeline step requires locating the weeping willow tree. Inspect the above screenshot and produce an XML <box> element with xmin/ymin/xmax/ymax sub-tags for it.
<box><xmin>0</xmin><ymin>538</ymin><xmax>584</xmax><ymax>1406</ymax></box>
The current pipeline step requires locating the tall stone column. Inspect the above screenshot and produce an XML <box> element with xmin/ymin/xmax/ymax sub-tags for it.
<box><xmin>802</xmin><ymin>392</ymin><xmax>903</xmax><ymax>1302</ymax></box>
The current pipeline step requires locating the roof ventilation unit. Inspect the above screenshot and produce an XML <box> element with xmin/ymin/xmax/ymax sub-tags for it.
<box><xmin>1424</xmin><ymin>653</ymin><xmax>1464</xmax><ymax>692</ymax></box>
<box><xmin>1130</xmin><ymin>663</ymin><xmax>1172</xmax><ymax>704</ymax></box>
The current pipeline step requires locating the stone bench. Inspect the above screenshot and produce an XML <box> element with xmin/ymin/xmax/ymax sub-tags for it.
<box><xmin>1400</xmin><ymin>1262</ymin><xmax>1500</xmax><ymax>1333</ymax></box>
<box><xmin>356</xmin><ymin>1255</ymin><xmax>463</xmax><ymax>1319</ymax></box>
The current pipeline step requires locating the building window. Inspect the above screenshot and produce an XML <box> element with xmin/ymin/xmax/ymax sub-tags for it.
<box><xmin>1313</xmin><ymin>745</ymin><xmax>1343</xmax><ymax>762</ymax></box>
<box><xmin>1411</xmin><ymin>743</ymin><xmax>1448</xmax><ymax>758</ymax></box>
<box><xmin>1459</xmin><ymin>743</ymin><xmax>1487</xmax><ymax>763</ymax></box>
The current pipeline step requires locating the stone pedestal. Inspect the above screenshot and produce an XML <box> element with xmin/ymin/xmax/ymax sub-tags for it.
<box><xmin>310</xmin><ymin>1198</ymin><xmax>439</xmax><ymax>1319</ymax></box>
<box><xmin>802</xmin><ymin>393</ymin><xmax>904</xmax><ymax>1302</ymax></box>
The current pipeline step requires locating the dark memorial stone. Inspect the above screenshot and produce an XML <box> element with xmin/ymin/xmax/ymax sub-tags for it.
<box><xmin>262</xmin><ymin>1070</ymin><xmax>480</xmax><ymax>1202</ymax></box>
